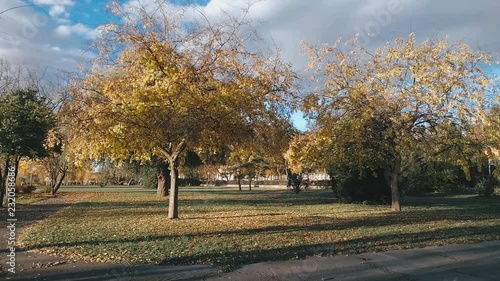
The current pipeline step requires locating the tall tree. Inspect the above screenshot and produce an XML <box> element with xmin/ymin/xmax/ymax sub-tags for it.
<box><xmin>302</xmin><ymin>34</ymin><xmax>496</xmax><ymax>211</ymax></box>
<box><xmin>67</xmin><ymin>1</ymin><xmax>294</xmax><ymax>218</ymax></box>
<box><xmin>0</xmin><ymin>88</ymin><xmax>55</xmax><ymax>205</ymax></box>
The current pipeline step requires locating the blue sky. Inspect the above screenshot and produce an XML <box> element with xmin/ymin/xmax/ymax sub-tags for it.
<box><xmin>1</xmin><ymin>0</ymin><xmax>499</xmax><ymax>131</ymax></box>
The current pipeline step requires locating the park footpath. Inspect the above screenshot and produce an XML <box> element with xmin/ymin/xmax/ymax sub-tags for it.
<box><xmin>1</xmin><ymin>197</ymin><xmax>499</xmax><ymax>281</ymax></box>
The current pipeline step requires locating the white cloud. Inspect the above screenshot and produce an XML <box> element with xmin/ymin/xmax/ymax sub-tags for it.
<box><xmin>0</xmin><ymin>1</ymin><xmax>86</xmax><ymax>73</ymax></box>
<box><xmin>55</xmin><ymin>23</ymin><xmax>100</xmax><ymax>39</ymax></box>
<box><xmin>32</xmin><ymin>0</ymin><xmax>73</xmax><ymax>4</ymax></box>
<box><xmin>1</xmin><ymin>0</ymin><xmax>498</xmax><ymax>83</ymax></box>
<box><xmin>33</xmin><ymin>0</ymin><xmax>75</xmax><ymax>17</ymax></box>
<box><xmin>196</xmin><ymin>0</ymin><xmax>500</xmax><ymax>71</ymax></box>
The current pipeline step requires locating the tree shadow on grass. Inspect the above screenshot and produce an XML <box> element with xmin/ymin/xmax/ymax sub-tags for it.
<box><xmin>16</xmin><ymin>193</ymin><xmax>500</xmax><ymax>271</ymax></box>
<box><xmin>179</xmin><ymin>195</ymin><xmax>338</xmax><ymax>208</ymax></box>
<box><xmin>0</xmin><ymin>204</ymin><xmax>70</xmax><ymax>226</ymax></box>
<box><xmin>183</xmin><ymin>212</ymin><xmax>285</xmax><ymax>220</ymax></box>
<box><xmin>65</xmin><ymin>193</ymin><xmax>500</xmax><ymax>223</ymax></box>
<box><xmin>160</xmin><ymin>224</ymin><xmax>500</xmax><ymax>272</ymax></box>
<box><xmin>21</xmin><ymin>205</ymin><xmax>500</xmax><ymax>251</ymax></box>
<box><xmin>403</xmin><ymin>194</ymin><xmax>500</xmax><ymax>209</ymax></box>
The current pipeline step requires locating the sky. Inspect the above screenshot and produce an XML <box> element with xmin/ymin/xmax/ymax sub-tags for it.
<box><xmin>1</xmin><ymin>0</ymin><xmax>499</xmax><ymax>130</ymax></box>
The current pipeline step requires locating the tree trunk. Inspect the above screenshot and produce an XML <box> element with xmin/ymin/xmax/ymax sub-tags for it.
<box><xmin>158</xmin><ymin>140</ymin><xmax>186</xmax><ymax>219</ymax></box>
<box><xmin>385</xmin><ymin>157</ymin><xmax>402</xmax><ymax>212</ymax></box>
<box><xmin>156</xmin><ymin>162</ymin><xmax>169</xmax><ymax>198</ymax></box>
<box><xmin>49</xmin><ymin>163</ymin><xmax>57</xmax><ymax>195</ymax></box>
<box><xmin>237</xmin><ymin>177</ymin><xmax>242</xmax><ymax>191</ymax></box>
<box><xmin>52</xmin><ymin>168</ymin><xmax>67</xmax><ymax>195</ymax></box>
<box><xmin>0</xmin><ymin>168</ymin><xmax>3</xmax><ymax>208</ymax></box>
<box><xmin>157</xmin><ymin>174</ymin><xmax>169</xmax><ymax>197</ymax></box>
<box><xmin>1</xmin><ymin>157</ymin><xmax>18</xmax><ymax>207</ymax></box>
<box><xmin>248</xmin><ymin>178</ymin><xmax>252</xmax><ymax>191</ymax></box>
<box><xmin>168</xmin><ymin>160</ymin><xmax>179</xmax><ymax>219</ymax></box>
<box><xmin>13</xmin><ymin>157</ymin><xmax>20</xmax><ymax>183</ymax></box>
<box><xmin>0</xmin><ymin>158</ymin><xmax>8</xmax><ymax>208</ymax></box>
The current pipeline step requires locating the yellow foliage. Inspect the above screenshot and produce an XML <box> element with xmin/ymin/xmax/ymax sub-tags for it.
<box><xmin>66</xmin><ymin>5</ymin><xmax>294</xmax><ymax>167</ymax></box>
<box><xmin>298</xmin><ymin>34</ymin><xmax>496</xmax><ymax>171</ymax></box>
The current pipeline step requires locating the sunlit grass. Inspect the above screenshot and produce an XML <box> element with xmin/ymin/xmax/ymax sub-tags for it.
<box><xmin>19</xmin><ymin>187</ymin><xmax>500</xmax><ymax>271</ymax></box>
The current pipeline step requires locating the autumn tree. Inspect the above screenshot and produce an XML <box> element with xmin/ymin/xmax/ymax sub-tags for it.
<box><xmin>227</xmin><ymin>147</ymin><xmax>264</xmax><ymax>191</ymax></box>
<box><xmin>226</xmin><ymin>111</ymin><xmax>294</xmax><ymax>190</ymax></box>
<box><xmin>254</xmin><ymin>112</ymin><xmax>295</xmax><ymax>181</ymax></box>
<box><xmin>486</xmin><ymin>97</ymin><xmax>500</xmax><ymax>156</ymax></box>
<box><xmin>195</xmin><ymin>136</ymin><xmax>229</xmax><ymax>186</ymax></box>
<box><xmin>285</xmin><ymin>132</ymin><xmax>321</xmax><ymax>176</ymax></box>
<box><xmin>302</xmin><ymin>34</ymin><xmax>496</xmax><ymax>211</ymax></box>
<box><xmin>284</xmin><ymin>132</ymin><xmax>320</xmax><ymax>194</ymax></box>
<box><xmin>482</xmin><ymin>102</ymin><xmax>500</xmax><ymax>185</ymax></box>
<box><xmin>43</xmin><ymin>129</ymin><xmax>69</xmax><ymax>195</ymax></box>
<box><xmin>67</xmin><ymin>1</ymin><xmax>294</xmax><ymax>218</ymax></box>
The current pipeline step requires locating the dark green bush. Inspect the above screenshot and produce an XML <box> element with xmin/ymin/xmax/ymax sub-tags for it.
<box><xmin>139</xmin><ymin>166</ymin><xmax>158</xmax><ymax>189</ymax></box>
<box><xmin>476</xmin><ymin>177</ymin><xmax>499</xmax><ymax>197</ymax></box>
<box><xmin>328</xmin><ymin>167</ymin><xmax>390</xmax><ymax>203</ymax></box>
<box><xmin>179</xmin><ymin>178</ymin><xmax>202</xmax><ymax>186</ymax></box>
<box><xmin>287</xmin><ymin>171</ymin><xmax>306</xmax><ymax>194</ymax></box>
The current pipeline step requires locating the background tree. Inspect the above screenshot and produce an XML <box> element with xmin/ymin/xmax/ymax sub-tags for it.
<box><xmin>285</xmin><ymin>132</ymin><xmax>317</xmax><ymax>176</ymax></box>
<box><xmin>486</xmin><ymin>104</ymin><xmax>500</xmax><ymax>171</ymax></box>
<box><xmin>67</xmin><ymin>1</ymin><xmax>294</xmax><ymax>218</ymax></box>
<box><xmin>0</xmin><ymin>88</ymin><xmax>55</xmax><ymax>206</ymax></box>
<box><xmin>195</xmin><ymin>138</ymin><xmax>228</xmax><ymax>186</ymax></box>
<box><xmin>43</xmin><ymin>129</ymin><xmax>70</xmax><ymax>195</ymax></box>
<box><xmin>284</xmin><ymin>132</ymin><xmax>319</xmax><ymax>194</ymax></box>
<box><xmin>302</xmin><ymin>34</ymin><xmax>496</xmax><ymax>211</ymax></box>
<box><xmin>180</xmin><ymin>150</ymin><xmax>203</xmax><ymax>186</ymax></box>
<box><xmin>226</xmin><ymin>111</ymin><xmax>295</xmax><ymax>189</ymax></box>
<box><xmin>227</xmin><ymin>147</ymin><xmax>254</xmax><ymax>191</ymax></box>
<box><xmin>255</xmin><ymin>113</ymin><xmax>295</xmax><ymax>181</ymax></box>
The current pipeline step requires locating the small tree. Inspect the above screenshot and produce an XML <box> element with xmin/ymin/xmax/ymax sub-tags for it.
<box><xmin>43</xmin><ymin>129</ymin><xmax>69</xmax><ymax>195</ymax></box>
<box><xmin>227</xmin><ymin>148</ymin><xmax>253</xmax><ymax>191</ymax></box>
<box><xmin>287</xmin><ymin>170</ymin><xmax>305</xmax><ymax>194</ymax></box>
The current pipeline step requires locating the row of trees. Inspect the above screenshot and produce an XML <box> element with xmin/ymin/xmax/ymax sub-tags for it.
<box><xmin>1</xmin><ymin>1</ymin><xmax>499</xmax><ymax>217</ymax></box>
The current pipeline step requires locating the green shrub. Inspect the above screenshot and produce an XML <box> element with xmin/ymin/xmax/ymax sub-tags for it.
<box><xmin>287</xmin><ymin>171</ymin><xmax>306</xmax><ymax>194</ymax></box>
<box><xmin>179</xmin><ymin>178</ymin><xmax>202</xmax><ymax>186</ymax></box>
<box><xmin>139</xmin><ymin>166</ymin><xmax>158</xmax><ymax>189</ymax></box>
<box><xmin>475</xmin><ymin>177</ymin><xmax>499</xmax><ymax>197</ymax></box>
<box><xmin>328</xmin><ymin>167</ymin><xmax>390</xmax><ymax>203</ymax></box>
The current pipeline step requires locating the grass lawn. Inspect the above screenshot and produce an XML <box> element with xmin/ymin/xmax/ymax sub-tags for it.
<box><xmin>19</xmin><ymin>187</ymin><xmax>500</xmax><ymax>271</ymax></box>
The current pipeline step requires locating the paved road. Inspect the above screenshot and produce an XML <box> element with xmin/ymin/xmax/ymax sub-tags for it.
<box><xmin>1</xmin><ymin>197</ymin><xmax>499</xmax><ymax>280</ymax></box>
<box><xmin>209</xmin><ymin>240</ymin><xmax>500</xmax><ymax>281</ymax></box>
<box><xmin>2</xmin><ymin>240</ymin><xmax>499</xmax><ymax>281</ymax></box>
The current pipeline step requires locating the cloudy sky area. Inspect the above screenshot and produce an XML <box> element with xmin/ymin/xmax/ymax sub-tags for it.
<box><xmin>1</xmin><ymin>0</ymin><xmax>499</xmax><ymax>129</ymax></box>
